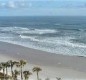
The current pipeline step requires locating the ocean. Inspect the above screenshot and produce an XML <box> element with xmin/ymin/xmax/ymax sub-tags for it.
<box><xmin>0</xmin><ymin>16</ymin><xmax>86</xmax><ymax>56</ymax></box>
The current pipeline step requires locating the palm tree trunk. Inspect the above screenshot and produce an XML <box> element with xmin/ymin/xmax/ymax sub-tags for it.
<box><xmin>25</xmin><ymin>77</ymin><xmax>27</xmax><ymax>80</ymax></box>
<box><xmin>15</xmin><ymin>75</ymin><xmax>17</xmax><ymax>80</ymax></box>
<box><xmin>6</xmin><ymin>67</ymin><xmax>8</xmax><ymax>80</ymax></box>
<box><xmin>3</xmin><ymin>68</ymin><xmax>5</xmax><ymax>80</ymax></box>
<box><xmin>13</xmin><ymin>73</ymin><xmax>15</xmax><ymax>80</ymax></box>
<box><xmin>27</xmin><ymin>77</ymin><xmax>29</xmax><ymax>80</ymax></box>
<box><xmin>25</xmin><ymin>77</ymin><xmax>29</xmax><ymax>80</ymax></box>
<box><xmin>21</xmin><ymin>66</ymin><xmax>23</xmax><ymax>80</ymax></box>
<box><xmin>11</xmin><ymin>66</ymin><xmax>13</xmax><ymax>77</ymax></box>
<box><xmin>6</xmin><ymin>67</ymin><xmax>7</xmax><ymax>75</ymax></box>
<box><xmin>37</xmin><ymin>72</ymin><xmax>39</xmax><ymax>80</ymax></box>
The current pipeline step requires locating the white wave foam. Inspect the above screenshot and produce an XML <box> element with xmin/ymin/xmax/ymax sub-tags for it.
<box><xmin>33</xmin><ymin>29</ymin><xmax>57</xmax><ymax>34</ymax></box>
<box><xmin>19</xmin><ymin>35</ymin><xmax>39</xmax><ymax>41</ymax></box>
<box><xmin>36</xmin><ymin>37</ymin><xmax>86</xmax><ymax>48</ymax></box>
<box><xmin>0</xmin><ymin>26</ymin><xmax>86</xmax><ymax>49</ymax></box>
<box><xmin>17</xmin><ymin>29</ymin><xmax>57</xmax><ymax>34</ymax></box>
<box><xmin>0</xmin><ymin>27</ymin><xmax>29</xmax><ymax>32</ymax></box>
<box><xmin>20</xmin><ymin>34</ymin><xmax>86</xmax><ymax>48</ymax></box>
<box><xmin>19</xmin><ymin>35</ymin><xmax>29</xmax><ymax>39</ymax></box>
<box><xmin>19</xmin><ymin>33</ymin><xmax>86</xmax><ymax>48</ymax></box>
<box><xmin>0</xmin><ymin>26</ymin><xmax>86</xmax><ymax>56</ymax></box>
<box><xmin>0</xmin><ymin>35</ymin><xmax>86</xmax><ymax>57</ymax></box>
<box><xmin>0</xmin><ymin>27</ymin><xmax>57</xmax><ymax>34</ymax></box>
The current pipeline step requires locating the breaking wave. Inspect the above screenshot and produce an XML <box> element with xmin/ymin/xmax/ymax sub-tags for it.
<box><xmin>0</xmin><ymin>26</ymin><xmax>86</xmax><ymax>56</ymax></box>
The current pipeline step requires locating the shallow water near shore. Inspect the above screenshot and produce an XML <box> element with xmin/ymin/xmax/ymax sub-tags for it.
<box><xmin>0</xmin><ymin>16</ymin><xmax>86</xmax><ymax>56</ymax></box>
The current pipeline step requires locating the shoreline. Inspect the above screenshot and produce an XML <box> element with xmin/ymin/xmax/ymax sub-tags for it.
<box><xmin>0</xmin><ymin>41</ymin><xmax>86</xmax><ymax>79</ymax></box>
<box><xmin>0</xmin><ymin>41</ymin><xmax>86</xmax><ymax>58</ymax></box>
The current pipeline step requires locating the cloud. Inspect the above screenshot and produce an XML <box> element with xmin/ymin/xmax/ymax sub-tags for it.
<box><xmin>0</xmin><ymin>1</ymin><xmax>28</xmax><ymax>9</ymax></box>
<box><xmin>28</xmin><ymin>3</ymin><xmax>32</xmax><ymax>7</ymax></box>
<box><xmin>20</xmin><ymin>3</ymin><xmax>25</xmax><ymax>7</ymax></box>
<box><xmin>0</xmin><ymin>1</ymin><xmax>16</xmax><ymax>9</ymax></box>
<box><xmin>0</xmin><ymin>3</ymin><xmax>6</xmax><ymax>6</ymax></box>
<box><xmin>0</xmin><ymin>3</ymin><xmax>6</xmax><ymax>8</ymax></box>
<box><xmin>7</xmin><ymin>1</ymin><xmax>16</xmax><ymax>8</ymax></box>
<box><xmin>0</xmin><ymin>0</ymin><xmax>86</xmax><ymax>9</ymax></box>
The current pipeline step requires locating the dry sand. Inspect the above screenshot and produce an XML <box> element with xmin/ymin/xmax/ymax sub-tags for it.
<box><xmin>0</xmin><ymin>41</ymin><xmax>86</xmax><ymax>80</ymax></box>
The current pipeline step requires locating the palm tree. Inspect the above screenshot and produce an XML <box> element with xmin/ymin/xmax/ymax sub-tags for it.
<box><xmin>13</xmin><ymin>70</ymin><xmax>20</xmax><ymax>80</ymax></box>
<box><xmin>0</xmin><ymin>62</ymin><xmax>10</xmax><ymax>80</ymax></box>
<box><xmin>16</xmin><ymin>60</ymin><xmax>26</xmax><ymax>80</ymax></box>
<box><xmin>8</xmin><ymin>60</ymin><xmax>19</xmax><ymax>77</ymax></box>
<box><xmin>0</xmin><ymin>62</ymin><xmax>6</xmax><ymax>80</ymax></box>
<box><xmin>0</xmin><ymin>65</ymin><xmax>2</xmax><ymax>72</ymax></box>
<box><xmin>56</xmin><ymin>77</ymin><xmax>61</xmax><ymax>80</ymax></box>
<box><xmin>5</xmin><ymin>62</ymin><xmax>10</xmax><ymax>76</ymax></box>
<box><xmin>23</xmin><ymin>71</ymin><xmax>32</xmax><ymax>80</ymax></box>
<box><xmin>32</xmin><ymin>67</ymin><xmax>42</xmax><ymax>80</ymax></box>
<box><xmin>45</xmin><ymin>78</ymin><xmax>50</xmax><ymax>80</ymax></box>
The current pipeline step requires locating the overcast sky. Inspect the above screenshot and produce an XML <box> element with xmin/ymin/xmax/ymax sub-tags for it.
<box><xmin>0</xmin><ymin>0</ymin><xmax>86</xmax><ymax>16</ymax></box>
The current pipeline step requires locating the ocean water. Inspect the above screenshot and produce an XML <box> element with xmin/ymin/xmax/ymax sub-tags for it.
<box><xmin>0</xmin><ymin>16</ymin><xmax>86</xmax><ymax>56</ymax></box>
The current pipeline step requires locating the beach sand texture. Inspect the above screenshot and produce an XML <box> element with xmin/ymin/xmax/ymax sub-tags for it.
<box><xmin>0</xmin><ymin>41</ymin><xmax>86</xmax><ymax>80</ymax></box>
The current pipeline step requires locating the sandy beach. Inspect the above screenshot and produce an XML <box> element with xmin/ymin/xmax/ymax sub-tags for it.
<box><xmin>0</xmin><ymin>41</ymin><xmax>86</xmax><ymax>80</ymax></box>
